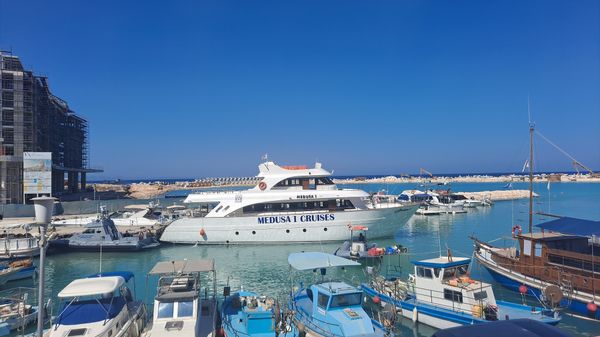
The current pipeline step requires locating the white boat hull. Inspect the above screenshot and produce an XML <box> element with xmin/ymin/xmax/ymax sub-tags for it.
<box><xmin>160</xmin><ymin>205</ymin><xmax>418</xmax><ymax>244</ymax></box>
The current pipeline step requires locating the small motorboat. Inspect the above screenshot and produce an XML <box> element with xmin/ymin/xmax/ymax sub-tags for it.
<box><xmin>0</xmin><ymin>259</ymin><xmax>36</xmax><ymax>283</ymax></box>
<box><xmin>0</xmin><ymin>287</ymin><xmax>38</xmax><ymax>336</ymax></box>
<box><xmin>289</xmin><ymin>252</ymin><xmax>392</xmax><ymax>337</ymax></box>
<box><xmin>221</xmin><ymin>290</ymin><xmax>296</xmax><ymax>337</ymax></box>
<box><xmin>49</xmin><ymin>271</ymin><xmax>147</xmax><ymax>337</ymax></box>
<box><xmin>0</xmin><ymin>225</ymin><xmax>39</xmax><ymax>260</ymax></box>
<box><xmin>49</xmin><ymin>209</ymin><xmax>160</xmax><ymax>252</ymax></box>
<box><xmin>334</xmin><ymin>226</ymin><xmax>406</xmax><ymax>260</ymax></box>
<box><xmin>143</xmin><ymin>260</ymin><xmax>218</xmax><ymax>337</ymax></box>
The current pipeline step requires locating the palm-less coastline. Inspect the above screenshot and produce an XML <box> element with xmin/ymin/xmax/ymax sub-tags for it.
<box><xmin>6</xmin><ymin>181</ymin><xmax>599</xmax><ymax>337</ymax></box>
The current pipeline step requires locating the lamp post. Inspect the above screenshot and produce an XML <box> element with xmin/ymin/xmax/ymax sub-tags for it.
<box><xmin>32</xmin><ymin>196</ymin><xmax>56</xmax><ymax>337</ymax></box>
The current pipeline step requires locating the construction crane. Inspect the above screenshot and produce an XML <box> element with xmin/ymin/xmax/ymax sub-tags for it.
<box><xmin>419</xmin><ymin>168</ymin><xmax>434</xmax><ymax>178</ymax></box>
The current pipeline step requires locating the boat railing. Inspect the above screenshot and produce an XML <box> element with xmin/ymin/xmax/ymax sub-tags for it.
<box><xmin>406</xmin><ymin>283</ymin><xmax>497</xmax><ymax>314</ymax></box>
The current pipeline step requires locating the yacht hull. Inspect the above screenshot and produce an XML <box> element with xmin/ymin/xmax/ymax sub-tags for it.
<box><xmin>160</xmin><ymin>205</ymin><xmax>418</xmax><ymax>244</ymax></box>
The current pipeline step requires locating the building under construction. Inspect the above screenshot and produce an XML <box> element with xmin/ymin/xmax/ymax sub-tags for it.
<box><xmin>0</xmin><ymin>51</ymin><xmax>101</xmax><ymax>204</ymax></box>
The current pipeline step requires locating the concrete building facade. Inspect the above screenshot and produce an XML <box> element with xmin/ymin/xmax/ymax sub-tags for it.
<box><xmin>0</xmin><ymin>51</ymin><xmax>100</xmax><ymax>203</ymax></box>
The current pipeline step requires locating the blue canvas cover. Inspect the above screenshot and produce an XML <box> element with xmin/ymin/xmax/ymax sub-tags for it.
<box><xmin>57</xmin><ymin>297</ymin><xmax>126</xmax><ymax>325</ymax></box>
<box><xmin>431</xmin><ymin>318</ymin><xmax>573</xmax><ymax>337</ymax></box>
<box><xmin>535</xmin><ymin>217</ymin><xmax>600</xmax><ymax>237</ymax></box>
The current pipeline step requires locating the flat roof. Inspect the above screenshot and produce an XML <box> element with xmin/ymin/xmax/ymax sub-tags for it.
<box><xmin>412</xmin><ymin>256</ymin><xmax>470</xmax><ymax>268</ymax></box>
<box><xmin>149</xmin><ymin>260</ymin><xmax>215</xmax><ymax>274</ymax></box>
<box><xmin>58</xmin><ymin>276</ymin><xmax>124</xmax><ymax>298</ymax></box>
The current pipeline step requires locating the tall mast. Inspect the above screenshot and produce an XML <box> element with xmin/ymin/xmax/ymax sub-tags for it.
<box><xmin>528</xmin><ymin>121</ymin><xmax>534</xmax><ymax>233</ymax></box>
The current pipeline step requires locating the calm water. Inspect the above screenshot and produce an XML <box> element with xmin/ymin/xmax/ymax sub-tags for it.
<box><xmin>9</xmin><ymin>182</ymin><xmax>600</xmax><ymax>337</ymax></box>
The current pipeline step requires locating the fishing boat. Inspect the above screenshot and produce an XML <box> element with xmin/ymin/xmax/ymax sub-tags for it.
<box><xmin>361</xmin><ymin>255</ymin><xmax>561</xmax><ymax>330</ymax></box>
<box><xmin>0</xmin><ymin>287</ymin><xmax>39</xmax><ymax>336</ymax></box>
<box><xmin>49</xmin><ymin>211</ymin><xmax>159</xmax><ymax>252</ymax></box>
<box><xmin>472</xmin><ymin>217</ymin><xmax>600</xmax><ymax>320</ymax></box>
<box><xmin>50</xmin><ymin>271</ymin><xmax>147</xmax><ymax>337</ymax></box>
<box><xmin>220</xmin><ymin>290</ymin><xmax>297</xmax><ymax>337</ymax></box>
<box><xmin>0</xmin><ymin>259</ymin><xmax>36</xmax><ymax>282</ymax></box>
<box><xmin>0</xmin><ymin>225</ymin><xmax>39</xmax><ymax>259</ymax></box>
<box><xmin>288</xmin><ymin>252</ymin><xmax>391</xmax><ymax>337</ymax></box>
<box><xmin>160</xmin><ymin>160</ymin><xmax>419</xmax><ymax>244</ymax></box>
<box><xmin>143</xmin><ymin>260</ymin><xmax>217</xmax><ymax>337</ymax></box>
<box><xmin>470</xmin><ymin>121</ymin><xmax>600</xmax><ymax>320</ymax></box>
<box><xmin>333</xmin><ymin>226</ymin><xmax>406</xmax><ymax>260</ymax></box>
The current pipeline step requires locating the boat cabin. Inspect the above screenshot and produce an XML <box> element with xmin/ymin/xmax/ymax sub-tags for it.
<box><xmin>412</xmin><ymin>257</ymin><xmax>498</xmax><ymax>317</ymax></box>
<box><xmin>305</xmin><ymin>282</ymin><xmax>376</xmax><ymax>336</ymax></box>
<box><xmin>52</xmin><ymin>272</ymin><xmax>139</xmax><ymax>337</ymax></box>
<box><xmin>507</xmin><ymin>217</ymin><xmax>600</xmax><ymax>295</ymax></box>
<box><xmin>222</xmin><ymin>291</ymin><xmax>279</xmax><ymax>336</ymax></box>
<box><xmin>147</xmin><ymin>260</ymin><xmax>217</xmax><ymax>337</ymax></box>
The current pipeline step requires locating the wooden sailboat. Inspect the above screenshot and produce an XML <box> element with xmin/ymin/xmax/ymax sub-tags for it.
<box><xmin>470</xmin><ymin>121</ymin><xmax>600</xmax><ymax>320</ymax></box>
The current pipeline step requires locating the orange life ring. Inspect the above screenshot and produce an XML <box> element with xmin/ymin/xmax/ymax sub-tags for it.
<box><xmin>258</xmin><ymin>182</ymin><xmax>267</xmax><ymax>190</ymax></box>
<box><xmin>512</xmin><ymin>225</ymin><xmax>522</xmax><ymax>238</ymax></box>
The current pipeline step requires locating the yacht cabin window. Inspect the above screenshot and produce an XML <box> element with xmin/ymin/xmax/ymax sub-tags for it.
<box><xmin>443</xmin><ymin>289</ymin><xmax>463</xmax><ymax>303</ymax></box>
<box><xmin>417</xmin><ymin>267</ymin><xmax>433</xmax><ymax>278</ymax></box>
<box><xmin>523</xmin><ymin>240</ymin><xmax>532</xmax><ymax>256</ymax></box>
<box><xmin>473</xmin><ymin>291</ymin><xmax>488</xmax><ymax>301</ymax></box>
<box><xmin>275</xmin><ymin>177</ymin><xmax>334</xmax><ymax>189</ymax></box>
<box><xmin>242</xmin><ymin>200</ymin><xmax>354</xmax><ymax>214</ymax></box>
<box><xmin>330</xmin><ymin>293</ymin><xmax>362</xmax><ymax>308</ymax></box>
<box><xmin>442</xmin><ymin>265</ymin><xmax>468</xmax><ymax>280</ymax></box>
<box><xmin>157</xmin><ymin>302</ymin><xmax>175</xmax><ymax>318</ymax></box>
<box><xmin>317</xmin><ymin>293</ymin><xmax>329</xmax><ymax>309</ymax></box>
<box><xmin>178</xmin><ymin>301</ymin><xmax>194</xmax><ymax>317</ymax></box>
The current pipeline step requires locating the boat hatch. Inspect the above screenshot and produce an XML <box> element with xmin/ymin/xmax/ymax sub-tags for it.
<box><xmin>165</xmin><ymin>320</ymin><xmax>184</xmax><ymax>331</ymax></box>
<box><xmin>66</xmin><ymin>328</ymin><xmax>88</xmax><ymax>337</ymax></box>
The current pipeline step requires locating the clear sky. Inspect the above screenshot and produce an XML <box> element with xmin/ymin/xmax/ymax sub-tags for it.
<box><xmin>1</xmin><ymin>0</ymin><xmax>598</xmax><ymax>179</ymax></box>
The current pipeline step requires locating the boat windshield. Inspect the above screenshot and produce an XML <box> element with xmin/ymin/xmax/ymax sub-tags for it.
<box><xmin>329</xmin><ymin>293</ymin><xmax>362</xmax><ymax>308</ymax></box>
<box><xmin>442</xmin><ymin>265</ymin><xmax>469</xmax><ymax>279</ymax></box>
<box><xmin>157</xmin><ymin>300</ymin><xmax>195</xmax><ymax>319</ymax></box>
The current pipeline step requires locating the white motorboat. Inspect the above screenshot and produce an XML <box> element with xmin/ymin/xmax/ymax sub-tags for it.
<box><xmin>111</xmin><ymin>203</ymin><xmax>165</xmax><ymax>227</ymax></box>
<box><xmin>142</xmin><ymin>260</ymin><xmax>217</xmax><ymax>337</ymax></box>
<box><xmin>160</xmin><ymin>161</ymin><xmax>418</xmax><ymax>244</ymax></box>
<box><xmin>50</xmin><ymin>272</ymin><xmax>147</xmax><ymax>337</ymax></box>
<box><xmin>0</xmin><ymin>225</ymin><xmax>39</xmax><ymax>259</ymax></box>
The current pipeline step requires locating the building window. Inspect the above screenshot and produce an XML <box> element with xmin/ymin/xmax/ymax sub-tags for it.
<box><xmin>534</xmin><ymin>243</ymin><xmax>542</xmax><ymax>257</ymax></box>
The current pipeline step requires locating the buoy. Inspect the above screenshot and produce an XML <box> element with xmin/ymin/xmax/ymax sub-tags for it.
<box><xmin>200</xmin><ymin>228</ymin><xmax>206</xmax><ymax>236</ymax></box>
<box><xmin>519</xmin><ymin>284</ymin><xmax>528</xmax><ymax>294</ymax></box>
<box><xmin>219</xmin><ymin>327</ymin><xmax>225</xmax><ymax>337</ymax></box>
<box><xmin>372</xmin><ymin>296</ymin><xmax>381</xmax><ymax>304</ymax></box>
<box><xmin>412</xmin><ymin>307</ymin><xmax>418</xmax><ymax>323</ymax></box>
<box><xmin>587</xmin><ymin>302</ymin><xmax>598</xmax><ymax>313</ymax></box>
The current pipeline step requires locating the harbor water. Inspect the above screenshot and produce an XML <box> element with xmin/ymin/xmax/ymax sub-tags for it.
<box><xmin>7</xmin><ymin>182</ymin><xmax>600</xmax><ymax>337</ymax></box>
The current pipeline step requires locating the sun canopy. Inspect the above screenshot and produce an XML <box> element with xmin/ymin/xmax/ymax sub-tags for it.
<box><xmin>288</xmin><ymin>252</ymin><xmax>360</xmax><ymax>271</ymax></box>
<box><xmin>58</xmin><ymin>276</ymin><xmax>124</xmax><ymax>298</ymax></box>
<box><xmin>148</xmin><ymin>260</ymin><xmax>215</xmax><ymax>275</ymax></box>
<box><xmin>86</xmin><ymin>271</ymin><xmax>134</xmax><ymax>282</ymax></box>
<box><xmin>535</xmin><ymin>217</ymin><xmax>600</xmax><ymax>237</ymax></box>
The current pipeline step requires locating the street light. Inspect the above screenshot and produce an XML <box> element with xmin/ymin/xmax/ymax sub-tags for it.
<box><xmin>32</xmin><ymin>196</ymin><xmax>56</xmax><ymax>337</ymax></box>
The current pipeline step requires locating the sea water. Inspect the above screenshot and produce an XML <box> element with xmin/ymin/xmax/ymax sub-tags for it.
<box><xmin>8</xmin><ymin>182</ymin><xmax>599</xmax><ymax>337</ymax></box>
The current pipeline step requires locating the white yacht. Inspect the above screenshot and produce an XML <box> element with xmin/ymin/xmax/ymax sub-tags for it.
<box><xmin>160</xmin><ymin>161</ymin><xmax>419</xmax><ymax>244</ymax></box>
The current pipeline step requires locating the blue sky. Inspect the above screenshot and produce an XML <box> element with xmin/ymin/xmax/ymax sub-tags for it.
<box><xmin>1</xmin><ymin>0</ymin><xmax>598</xmax><ymax>179</ymax></box>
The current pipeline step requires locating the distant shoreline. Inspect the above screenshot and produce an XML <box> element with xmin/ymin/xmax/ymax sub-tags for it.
<box><xmin>85</xmin><ymin>173</ymin><xmax>600</xmax><ymax>200</ymax></box>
